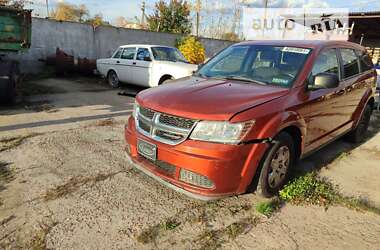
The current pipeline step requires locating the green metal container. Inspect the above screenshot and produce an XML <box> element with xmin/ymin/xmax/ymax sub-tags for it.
<box><xmin>0</xmin><ymin>6</ymin><xmax>32</xmax><ymax>52</ymax></box>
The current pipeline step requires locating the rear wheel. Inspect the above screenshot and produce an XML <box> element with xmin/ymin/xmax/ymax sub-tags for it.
<box><xmin>256</xmin><ymin>132</ymin><xmax>295</xmax><ymax>198</ymax></box>
<box><xmin>107</xmin><ymin>70</ymin><xmax>120</xmax><ymax>88</ymax></box>
<box><xmin>345</xmin><ymin>105</ymin><xmax>372</xmax><ymax>143</ymax></box>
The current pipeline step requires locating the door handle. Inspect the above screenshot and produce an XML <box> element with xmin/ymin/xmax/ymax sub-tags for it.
<box><xmin>116</xmin><ymin>61</ymin><xmax>120</xmax><ymax>64</ymax></box>
<box><xmin>133</xmin><ymin>62</ymin><xmax>136</xmax><ymax>65</ymax></box>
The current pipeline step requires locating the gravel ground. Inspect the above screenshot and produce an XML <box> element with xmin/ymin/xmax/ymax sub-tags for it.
<box><xmin>0</xmin><ymin>78</ymin><xmax>380</xmax><ymax>249</ymax></box>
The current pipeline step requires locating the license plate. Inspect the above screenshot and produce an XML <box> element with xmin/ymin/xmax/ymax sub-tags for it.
<box><xmin>137</xmin><ymin>139</ymin><xmax>157</xmax><ymax>161</ymax></box>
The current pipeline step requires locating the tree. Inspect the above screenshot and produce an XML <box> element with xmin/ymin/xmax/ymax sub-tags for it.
<box><xmin>86</xmin><ymin>14</ymin><xmax>110</xmax><ymax>27</ymax></box>
<box><xmin>77</xmin><ymin>4</ymin><xmax>89</xmax><ymax>22</ymax></box>
<box><xmin>0</xmin><ymin>0</ymin><xmax>27</xmax><ymax>8</ymax></box>
<box><xmin>178</xmin><ymin>36</ymin><xmax>205</xmax><ymax>64</ymax></box>
<box><xmin>52</xmin><ymin>2</ymin><xmax>89</xmax><ymax>22</ymax></box>
<box><xmin>147</xmin><ymin>0</ymin><xmax>191</xmax><ymax>34</ymax></box>
<box><xmin>220</xmin><ymin>32</ymin><xmax>240</xmax><ymax>41</ymax></box>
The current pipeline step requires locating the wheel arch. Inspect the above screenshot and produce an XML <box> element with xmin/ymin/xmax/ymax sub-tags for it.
<box><xmin>239</xmin><ymin>112</ymin><xmax>306</xmax><ymax>194</ymax></box>
<box><xmin>158</xmin><ymin>74</ymin><xmax>174</xmax><ymax>85</ymax></box>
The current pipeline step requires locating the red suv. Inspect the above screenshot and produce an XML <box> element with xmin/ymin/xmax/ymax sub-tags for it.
<box><xmin>125</xmin><ymin>40</ymin><xmax>377</xmax><ymax>200</ymax></box>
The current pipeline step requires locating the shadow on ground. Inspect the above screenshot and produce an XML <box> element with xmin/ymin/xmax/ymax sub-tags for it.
<box><xmin>297</xmin><ymin>111</ymin><xmax>380</xmax><ymax>174</ymax></box>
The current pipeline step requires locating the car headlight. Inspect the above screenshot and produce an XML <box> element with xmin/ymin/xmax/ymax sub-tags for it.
<box><xmin>132</xmin><ymin>101</ymin><xmax>139</xmax><ymax>118</ymax></box>
<box><xmin>190</xmin><ymin>120</ymin><xmax>255</xmax><ymax>144</ymax></box>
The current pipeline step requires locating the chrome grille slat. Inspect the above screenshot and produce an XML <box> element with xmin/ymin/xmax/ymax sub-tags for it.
<box><xmin>136</xmin><ymin>106</ymin><xmax>197</xmax><ymax>145</ymax></box>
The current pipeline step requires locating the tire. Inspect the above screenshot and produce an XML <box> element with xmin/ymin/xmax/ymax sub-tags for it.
<box><xmin>107</xmin><ymin>70</ymin><xmax>120</xmax><ymax>88</ymax></box>
<box><xmin>256</xmin><ymin>132</ymin><xmax>296</xmax><ymax>198</ymax></box>
<box><xmin>345</xmin><ymin>105</ymin><xmax>372</xmax><ymax>143</ymax></box>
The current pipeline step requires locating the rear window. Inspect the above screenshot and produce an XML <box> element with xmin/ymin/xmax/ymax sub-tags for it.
<box><xmin>340</xmin><ymin>48</ymin><xmax>360</xmax><ymax>78</ymax></box>
<box><xmin>356</xmin><ymin>50</ymin><xmax>373</xmax><ymax>72</ymax></box>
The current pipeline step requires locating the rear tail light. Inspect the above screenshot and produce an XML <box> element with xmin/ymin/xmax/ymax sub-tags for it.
<box><xmin>179</xmin><ymin>169</ymin><xmax>214</xmax><ymax>189</ymax></box>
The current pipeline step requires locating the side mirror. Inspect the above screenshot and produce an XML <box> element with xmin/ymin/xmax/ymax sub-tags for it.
<box><xmin>144</xmin><ymin>56</ymin><xmax>152</xmax><ymax>62</ymax></box>
<box><xmin>309</xmin><ymin>73</ymin><xmax>339</xmax><ymax>90</ymax></box>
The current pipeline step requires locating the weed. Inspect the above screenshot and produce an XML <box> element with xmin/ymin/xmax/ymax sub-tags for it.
<box><xmin>279</xmin><ymin>173</ymin><xmax>380</xmax><ymax>214</ymax></box>
<box><xmin>162</xmin><ymin>219</ymin><xmax>181</xmax><ymax>230</ymax></box>
<box><xmin>43</xmin><ymin>171</ymin><xmax>122</xmax><ymax>201</ymax></box>
<box><xmin>255</xmin><ymin>198</ymin><xmax>281</xmax><ymax>217</ymax></box>
<box><xmin>28</xmin><ymin>221</ymin><xmax>58</xmax><ymax>250</ymax></box>
<box><xmin>0</xmin><ymin>133</ymin><xmax>40</xmax><ymax>152</ymax></box>
<box><xmin>137</xmin><ymin>218</ymin><xmax>181</xmax><ymax>244</ymax></box>
<box><xmin>137</xmin><ymin>224</ymin><xmax>161</xmax><ymax>244</ymax></box>
<box><xmin>225</xmin><ymin>217</ymin><xmax>257</xmax><ymax>239</ymax></box>
<box><xmin>228</xmin><ymin>204</ymin><xmax>252</xmax><ymax>215</ymax></box>
<box><xmin>96</xmin><ymin>118</ymin><xmax>116</xmax><ymax>127</ymax></box>
<box><xmin>279</xmin><ymin>173</ymin><xmax>338</xmax><ymax>206</ymax></box>
<box><xmin>196</xmin><ymin>229</ymin><xmax>223</xmax><ymax>250</ymax></box>
<box><xmin>194</xmin><ymin>217</ymin><xmax>258</xmax><ymax>250</ymax></box>
<box><xmin>336</xmin><ymin>151</ymin><xmax>351</xmax><ymax>161</ymax></box>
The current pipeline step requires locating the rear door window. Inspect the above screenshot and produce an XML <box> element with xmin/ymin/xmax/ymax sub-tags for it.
<box><xmin>136</xmin><ymin>48</ymin><xmax>151</xmax><ymax>61</ymax></box>
<box><xmin>340</xmin><ymin>48</ymin><xmax>360</xmax><ymax>78</ymax></box>
<box><xmin>310</xmin><ymin>49</ymin><xmax>339</xmax><ymax>83</ymax></box>
<box><xmin>121</xmin><ymin>47</ymin><xmax>136</xmax><ymax>60</ymax></box>
<box><xmin>356</xmin><ymin>50</ymin><xmax>373</xmax><ymax>72</ymax></box>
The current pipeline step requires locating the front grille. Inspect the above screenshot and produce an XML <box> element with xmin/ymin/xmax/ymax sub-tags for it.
<box><xmin>141</xmin><ymin>156</ymin><xmax>176</xmax><ymax>175</ymax></box>
<box><xmin>138</xmin><ymin>120</ymin><xmax>151</xmax><ymax>133</ymax></box>
<box><xmin>159</xmin><ymin>114</ymin><xmax>196</xmax><ymax>129</ymax></box>
<box><xmin>140</xmin><ymin>107</ymin><xmax>155</xmax><ymax>119</ymax></box>
<box><xmin>156</xmin><ymin>130</ymin><xmax>184</xmax><ymax>141</ymax></box>
<box><xmin>135</xmin><ymin>106</ymin><xmax>197</xmax><ymax>145</ymax></box>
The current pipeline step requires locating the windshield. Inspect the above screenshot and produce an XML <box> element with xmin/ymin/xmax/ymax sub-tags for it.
<box><xmin>151</xmin><ymin>47</ymin><xmax>188</xmax><ymax>63</ymax></box>
<box><xmin>198</xmin><ymin>45</ymin><xmax>312</xmax><ymax>88</ymax></box>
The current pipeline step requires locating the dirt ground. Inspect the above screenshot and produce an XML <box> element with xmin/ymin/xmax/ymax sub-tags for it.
<box><xmin>0</xmin><ymin>77</ymin><xmax>380</xmax><ymax>249</ymax></box>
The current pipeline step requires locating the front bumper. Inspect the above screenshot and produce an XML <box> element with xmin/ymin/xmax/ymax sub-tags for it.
<box><xmin>124</xmin><ymin>117</ymin><xmax>268</xmax><ymax>200</ymax></box>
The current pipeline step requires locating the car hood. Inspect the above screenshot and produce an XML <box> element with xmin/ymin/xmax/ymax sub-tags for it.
<box><xmin>156</xmin><ymin>60</ymin><xmax>198</xmax><ymax>71</ymax></box>
<box><xmin>136</xmin><ymin>77</ymin><xmax>289</xmax><ymax>121</ymax></box>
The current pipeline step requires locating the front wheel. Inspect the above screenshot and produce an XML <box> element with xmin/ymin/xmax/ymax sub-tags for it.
<box><xmin>107</xmin><ymin>70</ymin><xmax>120</xmax><ymax>88</ymax></box>
<box><xmin>256</xmin><ymin>132</ymin><xmax>296</xmax><ymax>198</ymax></box>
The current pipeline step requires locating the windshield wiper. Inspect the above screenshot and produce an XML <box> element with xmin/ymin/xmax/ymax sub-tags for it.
<box><xmin>219</xmin><ymin>76</ymin><xmax>267</xmax><ymax>85</ymax></box>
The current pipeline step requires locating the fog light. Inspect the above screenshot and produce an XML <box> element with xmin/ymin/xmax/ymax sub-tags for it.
<box><xmin>179</xmin><ymin>169</ymin><xmax>214</xmax><ymax>189</ymax></box>
<box><xmin>125</xmin><ymin>144</ymin><xmax>131</xmax><ymax>154</ymax></box>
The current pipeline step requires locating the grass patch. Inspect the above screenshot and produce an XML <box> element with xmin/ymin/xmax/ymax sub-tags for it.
<box><xmin>225</xmin><ymin>217</ymin><xmax>257</xmax><ymax>239</ymax></box>
<box><xmin>255</xmin><ymin>198</ymin><xmax>281</xmax><ymax>217</ymax></box>
<box><xmin>137</xmin><ymin>218</ymin><xmax>181</xmax><ymax>244</ymax></box>
<box><xmin>0</xmin><ymin>133</ymin><xmax>40</xmax><ymax>152</ymax></box>
<box><xmin>194</xmin><ymin>217</ymin><xmax>258</xmax><ymax>250</ymax></box>
<box><xmin>279</xmin><ymin>173</ymin><xmax>380</xmax><ymax>214</ymax></box>
<box><xmin>43</xmin><ymin>171</ymin><xmax>122</xmax><ymax>201</ymax></box>
<box><xmin>96</xmin><ymin>118</ymin><xmax>116</xmax><ymax>127</ymax></box>
<box><xmin>28</xmin><ymin>221</ymin><xmax>58</xmax><ymax>250</ymax></box>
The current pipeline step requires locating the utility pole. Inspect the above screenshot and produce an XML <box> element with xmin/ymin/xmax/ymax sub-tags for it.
<box><xmin>195</xmin><ymin>0</ymin><xmax>201</xmax><ymax>37</ymax></box>
<box><xmin>262</xmin><ymin>0</ymin><xmax>269</xmax><ymax>37</ymax></box>
<box><xmin>141</xmin><ymin>1</ymin><xmax>146</xmax><ymax>26</ymax></box>
<box><xmin>46</xmin><ymin>0</ymin><xmax>49</xmax><ymax>18</ymax></box>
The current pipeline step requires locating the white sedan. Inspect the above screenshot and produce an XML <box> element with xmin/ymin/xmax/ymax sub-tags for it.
<box><xmin>97</xmin><ymin>45</ymin><xmax>198</xmax><ymax>88</ymax></box>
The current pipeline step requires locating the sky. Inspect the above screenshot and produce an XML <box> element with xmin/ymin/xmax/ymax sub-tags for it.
<box><xmin>27</xmin><ymin>0</ymin><xmax>380</xmax><ymax>24</ymax></box>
